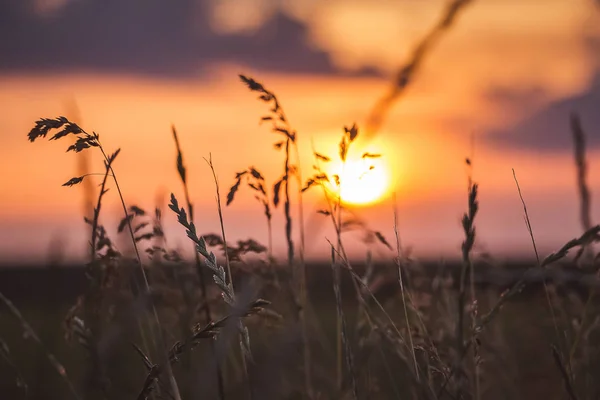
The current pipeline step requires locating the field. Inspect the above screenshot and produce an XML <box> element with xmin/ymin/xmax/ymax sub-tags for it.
<box><xmin>2</xmin><ymin>2</ymin><xmax>600</xmax><ymax>399</ymax></box>
<box><xmin>1</xmin><ymin>259</ymin><xmax>598</xmax><ymax>400</ymax></box>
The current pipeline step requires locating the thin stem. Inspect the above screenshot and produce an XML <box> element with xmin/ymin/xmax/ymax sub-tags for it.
<box><xmin>283</xmin><ymin>139</ymin><xmax>294</xmax><ymax>267</ymax></box>
<box><xmin>364</xmin><ymin>0</ymin><xmax>473</xmax><ymax>139</ymax></box>
<box><xmin>328</xmin><ymin>241</ymin><xmax>433</xmax><ymax>397</ymax></box>
<box><xmin>89</xmin><ymin>162</ymin><xmax>112</xmax><ymax>263</ymax></box>
<box><xmin>326</xmin><ymin>240</ymin><xmax>407</xmax><ymax>351</ymax></box>
<box><xmin>205</xmin><ymin>154</ymin><xmax>253</xmax><ymax>399</ymax></box>
<box><xmin>569</xmin><ymin>114</ymin><xmax>595</xmax><ymax>367</ymax></box>
<box><xmin>512</xmin><ymin>169</ymin><xmax>564</xmax><ymax>360</ymax></box>
<box><xmin>205</xmin><ymin>155</ymin><xmax>234</xmax><ymax>297</ymax></box>
<box><xmin>81</xmin><ymin>172</ymin><xmax>115</xmax><ymax>179</ymax></box>
<box><xmin>292</xmin><ymin>141</ymin><xmax>313</xmax><ymax>399</ymax></box>
<box><xmin>393</xmin><ymin>194</ymin><xmax>419</xmax><ymax>381</ymax></box>
<box><xmin>439</xmin><ymin>224</ymin><xmax>600</xmax><ymax>398</ymax></box>
<box><xmin>84</xmin><ymin>159</ymin><xmax>114</xmax><ymax>397</ymax></box>
<box><xmin>97</xmin><ymin>145</ymin><xmax>182</xmax><ymax>400</ymax></box>
<box><xmin>463</xmin><ymin>162</ymin><xmax>480</xmax><ymax>399</ymax></box>
<box><xmin>334</xmin><ymin>157</ymin><xmax>345</xmax><ymax>392</ymax></box>
<box><xmin>267</xmin><ymin>218</ymin><xmax>273</xmax><ymax>261</ymax></box>
<box><xmin>551</xmin><ymin>345</ymin><xmax>580</xmax><ymax>400</ymax></box>
<box><xmin>571</xmin><ymin>113</ymin><xmax>592</xmax><ymax>232</ymax></box>
<box><xmin>330</xmin><ymin>246</ymin><xmax>358</xmax><ymax>399</ymax></box>
<box><xmin>512</xmin><ymin>170</ymin><xmax>540</xmax><ymax>263</ymax></box>
<box><xmin>172</xmin><ymin>126</ymin><xmax>225</xmax><ymax>400</ymax></box>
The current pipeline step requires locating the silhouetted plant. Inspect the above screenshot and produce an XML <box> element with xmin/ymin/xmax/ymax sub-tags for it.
<box><xmin>226</xmin><ymin>166</ymin><xmax>273</xmax><ymax>259</ymax></box>
<box><xmin>132</xmin><ymin>298</ymin><xmax>270</xmax><ymax>400</ymax></box>
<box><xmin>238</xmin><ymin>74</ymin><xmax>313</xmax><ymax>396</ymax></box>
<box><xmin>28</xmin><ymin>116</ymin><xmax>181</xmax><ymax>400</ymax></box>
<box><xmin>171</xmin><ymin>125</ymin><xmax>225</xmax><ymax>398</ymax></box>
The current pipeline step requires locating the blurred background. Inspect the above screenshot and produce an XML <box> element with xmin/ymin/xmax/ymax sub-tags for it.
<box><xmin>4</xmin><ymin>2</ymin><xmax>600</xmax><ymax>400</ymax></box>
<box><xmin>1</xmin><ymin>0</ymin><xmax>600</xmax><ymax>265</ymax></box>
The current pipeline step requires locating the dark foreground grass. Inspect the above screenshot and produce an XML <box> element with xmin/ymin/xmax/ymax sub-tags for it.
<box><xmin>1</xmin><ymin>261</ymin><xmax>599</xmax><ymax>400</ymax></box>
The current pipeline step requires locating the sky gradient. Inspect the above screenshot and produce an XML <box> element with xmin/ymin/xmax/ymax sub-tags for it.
<box><xmin>1</xmin><ymin>0</ymin><xmax>600</xmax><ymax>265</ymax></box>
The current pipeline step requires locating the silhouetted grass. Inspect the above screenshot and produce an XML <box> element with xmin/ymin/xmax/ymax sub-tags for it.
<box><xmin>3</xmin><ymin>65</ymin><xmax>600</xmax><ymax>400</ymax></box>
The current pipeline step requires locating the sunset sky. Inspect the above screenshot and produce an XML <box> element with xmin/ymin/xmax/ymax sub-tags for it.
<box><xmin>1</xmin><ymin>0</ymin><xmax>600</xmax><ymax>265</ymax></box>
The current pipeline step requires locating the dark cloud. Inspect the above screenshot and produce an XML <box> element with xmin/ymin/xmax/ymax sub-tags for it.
<box><xmin>483</xmin><ymin>85</ymin><xmax>546</xmax><ymax>108</ymax></box>
<box><xmin>584</xmin><ymin>32</ymin><xmax>600</xmax><ymax>66</ymax></box>
<box><xmin>0</xmin><ymin>0</ymin><xmax>380</xmax><ymax>78</ymax></box>
<box><xmin>484</xmin><ymin>72</ymin><xmax>600</xmax><ymax>151</ymax></box>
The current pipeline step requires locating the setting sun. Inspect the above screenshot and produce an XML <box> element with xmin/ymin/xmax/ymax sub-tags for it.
<box><xmin>325</xmin><ymin>156</ymin><xmax>390</xmax><ymax>205</ymax></box>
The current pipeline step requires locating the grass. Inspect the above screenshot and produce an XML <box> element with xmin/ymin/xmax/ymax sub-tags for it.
<box><xmin>2</xmin><ymin>4</ymin><xmax>600</xmax><ymax>396</ymax></box>
<box><xmin>0</xmin><ymin>73</ymin><xmax>598</xmax><ymax>399</ymax></box>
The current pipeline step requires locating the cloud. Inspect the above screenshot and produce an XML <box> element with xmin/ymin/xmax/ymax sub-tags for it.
<box><xmin>0</xmin><ymin>0</ymin><xmax>380</xmax><ymax>78</ymax></box>
<box><xmin>484</xmin><ymin>72</ymin><xmax>600</xmax><ymax>151</ymax></box>
<box><xmin>482</xmin><ymin>86</ymin><xmax>547</xmax><ymax>109</ymax></box>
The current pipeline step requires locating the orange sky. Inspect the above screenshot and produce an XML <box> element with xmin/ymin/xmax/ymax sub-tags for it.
<box><xmin>1</xmin><ymin>0</ymin><xmax>599</xmax><ymax>264</ymax></box>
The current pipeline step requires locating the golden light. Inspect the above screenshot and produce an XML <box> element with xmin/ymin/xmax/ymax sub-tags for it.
<box><xmin>325</xmin><ymin>156</ymin><xmax>390</xmax><ymax>205</ymax></box>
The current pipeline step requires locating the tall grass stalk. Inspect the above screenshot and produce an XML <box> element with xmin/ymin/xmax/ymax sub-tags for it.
<box><xmin>334</xmin><ymin>139</ymin><xmax>345</xmax><ymax>392</ymax></box>
<box><xmin>89</xmin><ymin>136</ymin><xmax>183</xmax><ymax>400</ymax></box>
<box><xmin>204</xmin><ymin>153</ymin><xmax>254</xmax><ymax>397</ymax></box>
<box><xmin>393</xmin><ymin>194</ymin><xmax>419</xmax><ymax>381</ymax></box>
<box><xmin>511</xmin><ymin>170</ymin><xmax>565</xmax><ymax>360</ymax></box>
<box><xmin>89</xmin><ymin>159</ymin><xmax>113</xmax><ymax>263</ymax></box>
<box><xmin>365</xmin><ymin>0</ymin><xmax>474</xmax><ymax>139</ymax></box>
<box><xmin>307</xmin><ymin>126</ymin><xmax>421</xmax><ymax>393</ymax></box>
<box><xmin>132</xmin><ymin>299</ymin><xmax>269</xmax><ymax>400</ymax></box>
<box><xmin>64</xmin><ymin>99</ymin><xmax>95</xmax><ymax>222</ymax></box>
<box><xmin>171</xmin><ymin>127</ymin><xmax>225</xmax><ymax>400</ymax></box>
<box><xmin>307</xmin><ymin>130</ymin><xmax>351</xmax><ymax>391</ymax></box>
<box><xmin>238</xmin><ymin>75</ymin><xmax>313</xmax><ymax>397</ymax></box>
<box><xmin>292</xmin><ymin>154</ymin><xmax>311</xmax><ymax>400</ymax></box>
<box><xmin>458</xmin><ymin>158</ymin><xmax>479</xmax><ymax>399</ymax></box>
<box><xmin>225</xmin><ymin>166</ymin><xmax>275</xmax><ymax>279</ymax></box>
<box><xmin>551</xmin><ymin>345</ymin><xmax>580</xmax><ymax>400</ymax></box>
<box><xmin>571</xmin><ymin>113</ymin><xmax>592</xmax><ymax>233</ymax></box>
<box><xmin>330</xmin><ymin>246</ymin><xmax>358</xmax><ymax>399</ymax></box>
<box><xmin>84</xmin><ymin>154</ymin><xmax>118</xmax><ymax>398</ymax></box>
<box><xmin>327</xmin><ymin>241</ymin><xmax>437</xmax><ymax>398</ymax></box>
<box><xmin>568</xmin><ymin>113</ymin><xmax>596</xmax><ymax>368</ymax></box>
<box><xmin>27</xmin><ymin>117</ymin><xmax>181</xmax><ymax>400</ymax></box>
<box><xmin>438</xmin><ymin>223</ymin><xmax>600</xmax><ymax>398</ymax></box>
<box><xmin>326</xmin><ymin>241</ymin><xmax>408</xmax><ymax>358</ymax></box>
<box><xmin>169</xmin><ymin>191</ymin><xmax>257</xmax><ymax>396</ymax></box>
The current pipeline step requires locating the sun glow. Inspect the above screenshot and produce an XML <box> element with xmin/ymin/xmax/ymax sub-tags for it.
<box><xmin>326</xmin><ymin>157</ymin><xmax>390</xmax><ymax>205</ymax></box>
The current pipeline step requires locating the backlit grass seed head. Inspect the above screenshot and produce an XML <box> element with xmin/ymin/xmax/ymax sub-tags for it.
<box><xmin>169</xmin><ymin>194</ymin><xmax>235</xmax><ymax>303</ymax></box>
<box><xmin>227</xmin><ymin>167</ymin><xmax>271</xmax><ymax>220</ymax></box>
<box><xmin>28</xmin><ymin>116</ymin><xmax>100</xmax><ymax>153</ymax></box>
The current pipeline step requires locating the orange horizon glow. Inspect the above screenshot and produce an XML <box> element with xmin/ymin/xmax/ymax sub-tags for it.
<box><xmin>1</xmin><ymin>0</ymin><xmax>599</xmax><ymax>263</ymax></box>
